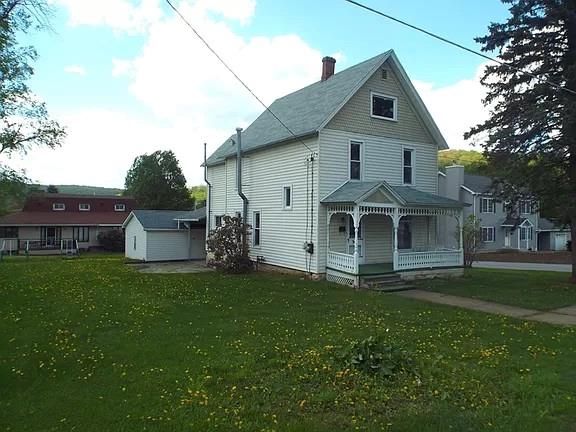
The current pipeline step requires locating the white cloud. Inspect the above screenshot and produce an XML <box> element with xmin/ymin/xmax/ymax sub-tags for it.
<box><xmin>23</xmin><ymin>0</ymin><xmax>325</xmax><ymax>187</ymax></box>
<box><xmin>413</xmin><ymin>63</ymin><xmax>490</xmax><ymax>150</ymax></box>
<box><xmin>55</xmin><ymin>0</ymin><xmax>163</xmax><ymax>34</ymax></box>
<box><xmin>63</xmin><ymin>65</ymin><xmax>86</xmax><ymax>75</ymax></box>
<box><xmin>7</xmin><ymin>108</ymin><xmax>226</xmax><ymax>187</ymax></box>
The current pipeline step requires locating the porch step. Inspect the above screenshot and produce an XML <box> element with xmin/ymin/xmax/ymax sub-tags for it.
<box><xmin>360</xmin><ymin>273</ymin><xmax>414</xmax><ymax>292</ymax></box>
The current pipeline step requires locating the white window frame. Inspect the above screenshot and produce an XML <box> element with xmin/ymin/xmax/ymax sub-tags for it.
<box><xmin>114</xmin><ymin>203</ymin><xmax>126</xmax><ymax>212</ymax></box>
<box><xmin>520</xmin><ymin>200</ymin><xmax>532</xmax><ymax>215</ymax></box>
<box><xmin>253</xmin><ymin>211</ymin><xmax>261</xmax><ymax>247</ymax></box>
<box><xmin>402</xmin><ymin>147</ymin><xmax>415</xmax><ymax>186</ymax></box>
<box><xmin>52</xmin><ymin>203</ymin><xmax>65</xmax><ymax>211</ymax></box>
<box><xmin>79</xmin><ymin>203</ymin><xmax>90</xmax><ymax>211</ymax></box>
<box><xmin>282</xmin><ymin>185</ymin><xmax>293</xmax><ymax>210</ymax></box>
<box><xmin>370</xmin><ymin>91</ymin><xmax>398</xmax><ymax>121</ymax></box>
<box><xmin>348</xmin><ymin>140</ymin><xmax>363</xmax><ymax>181</ymax></box>
<box><xmin>481</xmin><ymin>226</ymin><xmax>495</xmax><ymax>243</ymax></box>
<box><xmin>480</xmin><ymin>197</ymin><xmax>495</xmax><ymax>214</ymax></box>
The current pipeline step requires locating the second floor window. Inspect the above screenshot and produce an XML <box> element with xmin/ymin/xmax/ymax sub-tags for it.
<box><xmin>403</xmin><ymin>149</ymin><xmax>414</xmax><ymax>185</ymax></box>
<box><xmin>480</xmin><ymin>197</ymin><xmax>495</xmax><ymax>213</ymax></box>
<box><xmin>52</xmin><ymin>203</ymin><xmax>65</xmax><ymax>211</ymax></box>
<box><xmin>349</xmin><ymin>141</ymin><xmax>362</xmax><ymax>180</ymax></box>
<box><xmin>114</xmin><ymin>203</ymin><xmax>126</xmax><ymax>212</ymax></box>
<box><xmin>79</xmin><ymin>204</ymin><xmax>90</xmax><ymax>211</ymax></box>
<box><xmin>520</xmin><ymin>200</ymin><xmax>533</xmax><ymax>214</ymax></box>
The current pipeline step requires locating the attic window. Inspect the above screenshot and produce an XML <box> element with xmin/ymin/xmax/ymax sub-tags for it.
<box><xmin>371</xmin><ymin>92</ymin><xmax>397</xmax><ymax>121</ymax></box>
<box><xmin>114</xmin><ymin>203</ymin><xmax>126</xmax><ymax>212</ymax></box>
<box><xmin>381</xmin><ymin>69</ymin><xmax>388</xmax><ymax>80</ymax></box>
<box><xmin>79</xmin><ymin>203</ymin><xmax>90</xmax><ymax>211</ymax></box>
<box><xmin>52</xmin><ymin>203</ymin><xmax>65</xmax><ymax>211</ymax></box>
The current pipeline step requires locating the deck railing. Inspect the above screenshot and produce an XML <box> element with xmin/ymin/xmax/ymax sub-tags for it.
<box><xmin>396</xmin><ymin>249</ymin><xmax>462</xmax><ymax>271</ymax></box>
<box><xmin>327</xmin><ymin>251</ymin><xmax>357</xmax><ymax>273</ymax></box>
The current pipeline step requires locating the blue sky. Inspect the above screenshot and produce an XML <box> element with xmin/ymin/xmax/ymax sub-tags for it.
<box><xmin>8</xmin><ymin>0</ymin><xmax>510</xmax><ymax>187</ymax></box>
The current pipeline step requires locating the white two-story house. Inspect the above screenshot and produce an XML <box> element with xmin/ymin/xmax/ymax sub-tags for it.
<box><xmin>205</xmin><ymin>51</ymin><xmax>465</xmax><ymax>287</ymax></box>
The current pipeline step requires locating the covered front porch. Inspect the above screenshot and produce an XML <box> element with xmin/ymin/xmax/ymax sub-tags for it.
<box><xmin>322</xmin><ymin>181</ymin><xmax>465</xmax><ymax>287</ymax></box>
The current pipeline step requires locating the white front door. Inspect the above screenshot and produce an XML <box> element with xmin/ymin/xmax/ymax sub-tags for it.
<box><xmin>347</xmin><ymin>215</ymin><xmax>364</xmax><ymax>263</ymax></box>
<box><xmin>504</xmin><ymin>229</ymin><xmax>511</xmax><ymax>248</ymax></box>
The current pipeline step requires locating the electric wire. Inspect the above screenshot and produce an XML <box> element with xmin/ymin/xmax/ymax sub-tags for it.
<box><xmin>343</xmin><ymin>0</ymin><xmax>576</xmax><ymax>96</ymax></box>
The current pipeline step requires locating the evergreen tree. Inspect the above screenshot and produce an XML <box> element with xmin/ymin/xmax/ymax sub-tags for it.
<box><xmin>124</xmin><ymin>150</ymin><xmax>194</xmax><ymax>210</ymax></box>
<box><xmin>466</xmin><ymin>0</ymin><xmax>576</xmax><ymax>280</ymax></box>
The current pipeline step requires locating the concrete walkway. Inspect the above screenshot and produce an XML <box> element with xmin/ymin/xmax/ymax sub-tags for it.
<box><xmin>396</xmin><ymin>289</ymin><xmax>576</xmax><ymax>326</ymax></box>
<box><xmin>473</xmin><ymin>261</ymin><xmax>571</xmax><ymax>272</ymax></box>
<box><xmin>130</xmin><ymin>261</ymin><xmax>213</xmax><ymax>274</ymax></box>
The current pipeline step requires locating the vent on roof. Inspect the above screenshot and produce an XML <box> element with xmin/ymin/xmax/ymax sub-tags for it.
<box><xmin>381</xmin><ymin>69</ymin><xmax>388</xmax><ymax>80</ymax></box>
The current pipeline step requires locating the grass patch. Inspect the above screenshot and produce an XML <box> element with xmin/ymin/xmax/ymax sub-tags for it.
<box><xmin>419</xmin><ymin>268</ymin><xmax>576</xmax><ymax>310</ymax></box>
<box><xmin>1</xmin><ymin>258</ymin><xmax>575</xmax><ymax>431</ymax></box>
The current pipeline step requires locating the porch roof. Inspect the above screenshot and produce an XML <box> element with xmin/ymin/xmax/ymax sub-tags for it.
<box><xmin>321</xmin><ymin>180</ymin><xmax>465</xmax><ymax>208</ymax></box>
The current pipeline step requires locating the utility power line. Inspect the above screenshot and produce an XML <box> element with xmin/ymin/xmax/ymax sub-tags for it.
<box><xmin>165</xmin><ymin>0</ymin><xmax>315</xmax><ymax>153</ymax></box>
<box><xmin>343</xmin><ymin>0</ymin><xmax>576</xmax><ymax>97</ymax></box>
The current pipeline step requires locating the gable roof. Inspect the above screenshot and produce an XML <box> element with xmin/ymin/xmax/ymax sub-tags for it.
<box><xmin>124</xmin><ymin>208</ymin><xmax>206</xmax><ymax>230</ymax></box>
<box><xmin>206</xmin><ymin>50</ymin><xmax>448</xmax><ymax>166</ymax></box>
<box><xmin>321</xmin><ymin>180</ymin><xmax>464</xmax><ymax>208</ymax></box>
<box><xmin>463</xmin><ymin>174</ymin><xmax>493</xmax><ymax>194</ymax></box>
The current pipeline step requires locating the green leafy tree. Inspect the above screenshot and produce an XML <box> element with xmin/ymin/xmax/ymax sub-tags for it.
<box><xmin>466</xmin><ymin>0</ymin><xmax>576</xmax><ymax>280</ymax></box>
<box><xmin>124</xmin><ymin>150</ymin><xmax>194</xmax><ymax>210</ymax></box>
<box><xmin>190</xmin><ymin>185</ymin><xmax>207</xmax><ymax>208</ymax></box>
<box><xmin>438</xmin><ymin>150</ymin><xmax>488</xmax><ymax>175</ymax></box>
<box><xmin>0</xmin><ymin>166</ymin><xmax>25</xmax><ymax>215</ymax></box>
<box><xmin>0</xmin><ymin>0</ymin><xmax>66</xmax><ymax>212</ymax></box>
<box><xmin>1</xmin><ymin>0</ymin><xmax>66</xmax><ymax>156</ymax></box>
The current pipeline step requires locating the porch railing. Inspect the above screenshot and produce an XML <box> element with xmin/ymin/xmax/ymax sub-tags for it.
<box><xmin>327</xmin><ymin>251</ymin><xmax>357</xmax><ymax>273</ymax></box>
<box><xmin>396</xmin><ymin>249</ymin><xmax>462</xmax><ymax>271</ymax></box>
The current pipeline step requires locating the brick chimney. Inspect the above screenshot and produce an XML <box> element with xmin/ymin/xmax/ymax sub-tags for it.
<box><xmin>321</xmin><ymin>56</ymin><xmax>336</xmax><ymax>81</ymax></box>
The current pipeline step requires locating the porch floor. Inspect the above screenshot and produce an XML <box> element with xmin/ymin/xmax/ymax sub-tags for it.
<box><xmin>358</xmin><ymin>263</ymin><xmax>395</xmax><ymax>275</ymax></box>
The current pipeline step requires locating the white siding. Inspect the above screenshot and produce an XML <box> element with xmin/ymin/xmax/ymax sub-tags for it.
<box><xmin>207</xmin><ymin>163</ymin><xmax>226</xmax><ymax>230</ymax></box>
<box><xmin>125</xmin><ymin>218</ymin><xmax>147</xmax><ymax>260</ymax></box>
<box><xmin>146</xmin><ymin>229</ymin><xmax>206</xmax><ymax>262</ymax></box>
<box><xmin>207</xmin><ymin>137</ymin><xmax>320</xmax><ymax>273</ymax></box>
<box><xmin>363</xmin><ymin>215</ymin><xmax>393</xmax><ymax>264</ymax></box>
<box><xmin>317</xmin><ymin>128</ymin><xmax>440</xmax><ymax>271</ymax></box>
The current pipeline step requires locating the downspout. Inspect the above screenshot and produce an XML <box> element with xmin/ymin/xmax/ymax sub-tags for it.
<box><xmin>236</xmin><ymin>128</ymin><xmax>248</xmax><ymax>220</ymax></box>
<box><xmin>204</xmin><ymin>143</ymin><xmax>211</xmax><ymax>236</ymax></box>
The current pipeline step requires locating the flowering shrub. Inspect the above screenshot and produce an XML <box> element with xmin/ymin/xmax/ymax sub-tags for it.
<box><xmin>206</xmin><ymin>215</ymin><xmax>253</xmax><ymax>273</ymax></box>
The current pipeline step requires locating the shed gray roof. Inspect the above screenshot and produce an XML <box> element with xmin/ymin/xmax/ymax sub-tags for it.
<box><xmin>463</xmin><ymin>174</ymin><xmax>493</xmax><ymax>194</ymax></box>
<box><xmin>206</xmin><ymin>50</ymin><xmax>447</xmax><ymax>165</ymax></box>
<box><xmin>321</xmin><ymin>181</ymin><xmax>465</xmax><ymax>208</ymax></box>
<box><xmin>128</xmin><ymin>208</ymin><xmax>206</xmax><ymax>230</ymax></box>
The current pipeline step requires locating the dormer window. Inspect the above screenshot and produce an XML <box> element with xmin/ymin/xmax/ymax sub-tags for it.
<box><xmin>371</xmin><ymin>92</ymin><xmax>397</xmax><ymax>121</ymax></box>
<box><xmin>114</xmin><ymin>203</ymin><xmax>126</xmax><ymax>212</ymax></box>
<box><xmin>52</xmin><ymin>203</ymin><xmax>65</xmax><ymax>211</ymax></box>
<box><xmin>79</xmin><ymin>203</ymin><xmax>90</xmax><ymax>211</ymax></box>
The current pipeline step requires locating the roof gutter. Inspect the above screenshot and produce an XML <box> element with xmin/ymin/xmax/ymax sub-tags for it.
<box><xmin>204</xmin><ymin>142</ymin><xmax>211</xmax><ymax>235</ymax></box>
<box><xmin>236</xmin><ymin>128</ymin><xmax>249</xmax><ymax>222</ymax></box>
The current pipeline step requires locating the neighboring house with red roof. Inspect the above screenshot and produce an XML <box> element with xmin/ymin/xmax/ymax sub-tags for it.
<box><xmin>0</xmin><ymin>194</ymin><xmax>137</xmax><ymax>253</ymax></box>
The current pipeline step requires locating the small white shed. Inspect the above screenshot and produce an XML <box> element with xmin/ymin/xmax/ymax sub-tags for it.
<box><xmin>122</xmin><ymin>208</ymin><xmax>206</xmax><ymax>262</ymax></box>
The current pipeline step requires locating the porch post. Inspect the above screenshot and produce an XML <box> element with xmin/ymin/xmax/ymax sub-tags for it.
<box><xmin>353</xmin><ymin>207</ymin><xmax>359</xmax><ymax>274</ymax></box>
<box><xmin>392</xmin><ymin>208</ymin><xmax>399</xmax><ymax>271</ymax></box>
<box><xmin>458</xmin><ymin>210</ymin><xmax>464</xmax><ymax>266</ymax></box>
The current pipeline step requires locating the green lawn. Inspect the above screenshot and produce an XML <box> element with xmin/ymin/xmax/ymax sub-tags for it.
<box><xmin>1</xmin><ymin>257</ymin><xmax>575</xmax><ymax>431</ymax></box>
<box><xmin>419</xmin><ymin>268</ymin><xmax>576</xmax><ymax>310</ymax></box>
